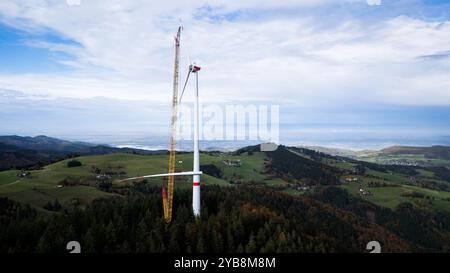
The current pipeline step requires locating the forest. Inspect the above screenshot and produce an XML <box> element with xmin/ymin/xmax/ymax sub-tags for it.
<box><xmin>1</xmin><ymin>183</ymin><xmax>449</xmax><ymax>253</ymax></box>
<box><xmin>265</xmin><ymin>146</ymin><xmax>342</xmax><ymax>185</ymax></box>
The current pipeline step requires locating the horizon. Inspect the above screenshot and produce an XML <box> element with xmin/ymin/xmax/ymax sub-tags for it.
<box><xmin>1</xmin><ymin>133</ymin><xmax>450</xmax><ymax>152</ymax></box>
<box><xmin>1</xmin><ymin>0</ymin><xmax>450</xmax><ymax>151</ymax></box>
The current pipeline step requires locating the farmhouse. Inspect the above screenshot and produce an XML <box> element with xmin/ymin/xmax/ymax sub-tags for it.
<box><xmin>359</xmin><ymin>187</ymin><xmax>372</xmax><ymax>196</ymax></box>
<box><xmin>17</xmin><ymin>171</ymin><xmax>30</xmax><ymax>178</ymax></box>
<box><xmin>345</xmin><ymin>177</ymin><xmax>359</xmax><ymax>182</ymax></box>
<box><xmin>223</xmin><ymin>159</ymin><xmax>242</xmax><ymax>167</ymax></box>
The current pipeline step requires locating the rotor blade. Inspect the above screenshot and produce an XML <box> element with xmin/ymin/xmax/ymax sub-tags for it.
<box><xmin>179</xmin><ymin>69</ymin><xmax>191</xmax><ymax>104</ymax></box>
<box><xmin>117</xmin><ymin>171</ymin><xmax>203</xmax><ymax>182</ymax></box>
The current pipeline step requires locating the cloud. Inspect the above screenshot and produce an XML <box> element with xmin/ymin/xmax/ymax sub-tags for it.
<box><xmin>418</xmin><ymin>50</ymin><xmax>450</xmax><ymax>60</ymax></box>
<box><xmin>0</xmin><ymin>0</ymin><xmax>449</xmax><ymax>107</ymax></box>
<box><xmin>366</xmin><ymin>0</ymin><xmax>381</xmax><ymax>6</ymax></box>
<box><xmin>0</xmin><ymin>88</ymin><xmax>171</xmax><ymax>137</ymax></box>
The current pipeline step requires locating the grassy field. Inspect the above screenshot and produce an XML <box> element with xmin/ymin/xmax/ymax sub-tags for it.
<box><xmin>0</xmin><ymin>170</ymin><xmax>20</xmax><ymax>186</ymax></box>
<box><xmin>328</xmin><ymin>161</ymin><xmax>357</xmax><ymax>172</ymax></box>
<box><xmin>341</xmin><ymin>177</ymin><xmax>450</xmax><ymax>211</ymax></box>
<box><xmin>1</xmin><ymin>149</ymin><xmax>449</xmax><ymax>213</ymax></box>
<box><xmin>282</xmin><ymin>188</ymin><xmax>305</xmax><ymax>196</ymax></box>
<box><xmin>358</xmin><ymin>153</ymin><xmax>450</xmax><ymax>167</ymax></box>
<box><xmin>365</xmin><ymin>169</ymin><xmax>410</xmax><ymax>184</ymax></box>
<box><xmin>0</xmin><ymin>152</ymin><xmax>268</xmax><ymax>209</ymax></box>
<box><xmin>0</xmin><ymin>155</ymin><xmax>122</xmax><ymax>209</ymax></box>
<box><xmin>349</xmin><ymin>165</ymin><xmax>450</xmax><ymax>211</ymax></box>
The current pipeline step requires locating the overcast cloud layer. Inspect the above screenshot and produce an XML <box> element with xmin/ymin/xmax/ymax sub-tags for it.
<box><xmin>0</xmin><ymin>0</ymin><xmax>449</xmax><ymax>147</ymax></box>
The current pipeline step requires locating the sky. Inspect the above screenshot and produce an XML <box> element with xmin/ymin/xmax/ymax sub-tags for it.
<box><xmin>0</xmin><ymin>0</ymin><xmax>450</xmax><ymax>150</ymax></box>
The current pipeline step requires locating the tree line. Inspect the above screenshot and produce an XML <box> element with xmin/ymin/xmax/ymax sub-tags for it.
<box><xmin>0</xmin><ymin>184</ymin><xmax>424</xmax><ymax>253</ymax></box>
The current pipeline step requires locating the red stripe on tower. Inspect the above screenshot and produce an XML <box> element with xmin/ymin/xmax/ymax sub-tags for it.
<box><xmin>193</xmin><ymin>182</ymin><xmax>200</xmax><ymax>186</ymax></box>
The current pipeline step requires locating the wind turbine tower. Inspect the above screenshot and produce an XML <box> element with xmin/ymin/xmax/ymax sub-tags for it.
<box><xmin>191</xmin><ymin>64</ymin><xmax>201</xmax><ymax>217</ymax></box>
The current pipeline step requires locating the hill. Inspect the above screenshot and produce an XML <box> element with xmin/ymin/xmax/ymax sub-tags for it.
<box><xmin>0</xmin><ymin>135</ymin><xmax>166</xmax><ymax>171</ymax></box>
<box><xmin>380</xmin><ymin>145</ymin><xmax>450</xmax><ymax>160</ymax></box>
<box><xmin>0</xmin><ymin>186</ymin><xmax>414</xmax><ymax>253</ymax></box>
<box><xmin>0</xmin><ymin>135</ymin><xmax>94</xmax><ymax>152</ymax></box>
<box><xmin>264</xmin><ymin>146</ymin><xmax>342</xmax><ymax>185</ymax></box>
<box><xmin>0</xmin><ymin>142</ymin><xmax>71</xmax><ymax>171</ymax></box>
<box><xmin>2</xmin><ymin>142</ymin><xmax>449</xmax><ymax>212</ymax></box>
<box><xmin>305</xmin><ymin>144</ymin><xmax>450</xmax><ymax>162</ymax></box>
<box><xmin>357</xmin><ymin>145</ymin><xmax>450</xmax><ymax>168</ymax></box>
<box><xmin>1</xmin><ymin>141</ymin><xmax>450</xmax><ymax>252</ymax></box>
<box><xmin>302</xmin><ymin>146</ymin><xmax>364</xmax><ymax>158</ymax></box>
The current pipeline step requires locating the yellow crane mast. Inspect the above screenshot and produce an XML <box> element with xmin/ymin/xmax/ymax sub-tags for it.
<box><xmin>162</xmin><ymin>26</ymin><xmax>182</xmax><ymax>223</ymax></box>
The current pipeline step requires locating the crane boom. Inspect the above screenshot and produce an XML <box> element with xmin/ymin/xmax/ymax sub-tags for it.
<box><xmin>163</xmin><ymin>26</ymin><xmax>182</xmax><ymax>223</ymax></box>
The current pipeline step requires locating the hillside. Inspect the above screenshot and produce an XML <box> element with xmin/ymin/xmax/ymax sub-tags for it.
<box><xmin>380</xmin><ymin>145</ymin><xmax>450</xmax><ymax>160</ymax></box>
<box><xmin>303</xmin><ymin>146</ymin><xmax>363</xmax><ymax>158</ymax></box>
<box><xmin>265</xmin><ymin>146</ymin><xmax>342</xmax><ymax>185</ymax></box>
<box><xmin>0</xmin><ymin>135</ymin><xmax>94</xmax><ymax>152</ymax></box>
<box><xmin>304</xmin><ymin>145</ymin><xmax>450</xmax><ymax>162</ymax></box>
<box><xmin>357</xmin><ymin>145</ymin><xmax>450</xmax><ymax>167</ymax></box>
<box><xmin>0</xmin><ymin>186</ymin><xmax>415</xmax><ymax>253</ymax></box>
<box><xmin>1</xmin><ymin>142</ymin><xmax>450</xmax><ymax>252</ymax></box>
<box><xmin>0</xmin><ymin>135</ymin><xmax>166</xmax><ymax>171</ymax></box>
<box><xmin>0</xmin><ymin>142</ymin><xmax>71</xmax><ymax>171</ymax></box>
<box><xmin>1</xmin><ymin>143</ymin><xmax>450</xmax><ymax>212</ymax></box>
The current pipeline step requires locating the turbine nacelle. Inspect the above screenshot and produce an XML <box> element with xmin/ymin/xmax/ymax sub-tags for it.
<box><xmin>190</xmin><ymin>64</ymin><xmax>201</xmax><ymax>73</ymax></box>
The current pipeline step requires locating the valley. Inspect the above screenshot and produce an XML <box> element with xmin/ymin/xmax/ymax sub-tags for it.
<box><xmin>1</xmin><ymin>143</ymin><xmax>449</xmax><ymax>213</ymax></box>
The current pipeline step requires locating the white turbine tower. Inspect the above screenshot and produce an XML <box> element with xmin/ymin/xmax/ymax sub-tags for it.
<box><xmin>191</xmin><ymin>64</ymin><xmax>201</xmax><ymax>217</ymax></box>
<box><xmin>119</xmin><ymin>63</ymin><xmax>203</xmax><ymax>218</ymax></box>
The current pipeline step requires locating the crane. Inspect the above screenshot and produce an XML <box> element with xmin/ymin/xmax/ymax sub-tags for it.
<box><xmin>162</xmin><ymin>26</ymin><xmax>182</xmax><ymax>223</ymax></box>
